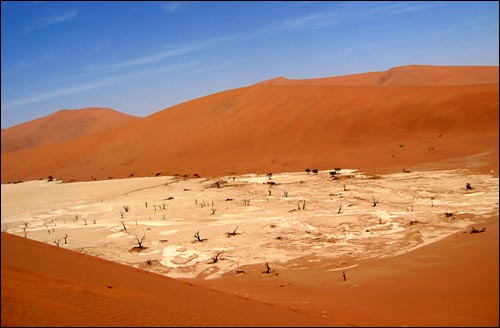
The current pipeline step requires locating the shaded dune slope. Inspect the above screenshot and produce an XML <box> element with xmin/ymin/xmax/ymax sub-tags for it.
<box><xmin>1</xmin><ymin>65</ymin><xmax>498</xmax><ymax>183</ymax></box>
<box><xmin>1</xmin><ymin>107</ymin><xmax>139</xmax><ymax>153</ymax></box>
<box><xmin>1</xmin><ymin>233</ymin><xmax>330</xmax><ymax>326</ymax></box>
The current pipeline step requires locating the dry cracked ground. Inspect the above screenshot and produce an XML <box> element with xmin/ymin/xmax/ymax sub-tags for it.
<box><xmin>2</xmin><ymin>168</ymin><xmax>498</xmax><ymax>280</ymax></box>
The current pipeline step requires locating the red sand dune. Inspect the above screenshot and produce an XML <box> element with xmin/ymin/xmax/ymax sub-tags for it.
<box><xmin>1</xmin><ymin>65</ymin><xmax>498</xmax><ymax>183</ymax></box>
<box><xmin>1</xmin><ymin>107</ymin><xmax>139</xmax><ymax>153</ymax></box>
<box><xmin>1</xmin><ymin>232</ymin><xmax>331</xmax><ymax>326</ymax></box>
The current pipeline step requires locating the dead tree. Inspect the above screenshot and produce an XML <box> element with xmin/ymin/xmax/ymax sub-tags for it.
<box><xmin>264</xmin><ymin>262</ymin><xmax>271</xmax><ymax>274</ymax></box>
<box><xmin>470</xmin><ymin>227</ymin><xmax>486</xmax><ymax>234</ymax></box>
<box><xmin>305</xmin><ymin>168</ymin><xmax>311</xmax><ymax>175</ymax></box>
<box><xmin>120</xmin><ymin>212</ymin><xmax>124</xmax><ymax>219</ymax></box>
<box><xmin>338</xmin><ymin>205</ymin><xmax>342</xmax><ymax>214</ymax></box>
<box><xmin>312</xmin><ymin>169</ymin><xmax>318</xmax><ymax>175</ymax></box>
<box><xmin>120</xmin><ymin>220</ymin><xmax>127</xmax><ymax>231</ymax></box>
<box><xmin>267</xmin><ymin>173</ymin><xmax>273</xmax><ymax>180</ymax></box>
<box><xmin>210</xmin><ymin>252</ymin><xmax>223</xmax><ymax>263</ymax></box>
<box><xmin>211</xmin><ymin>208</ymin><xmax>216</xmax><ymax>215</ymax></box>
<box><xmin>343</xmin><ymin>271</ymin><xmax>347</xmax><ymax>281</ymax></box>
<box><xmin>53</xmin><ymin>239</ymin><xmax>61</xmax><ymax>247</ymax></box>
<box><xmin>302</xmin><ymin>200</ymin><xmax>306</xmax><ymax>210</ymax></box>
<box><xmin>284</xmin><ymin>191</ymin><xmax>288</xmax><ymax>197</ymax></box>
<box><xmin>145</xmin><ymin>201</ymin><xmax>148</xmax><ymax>208</ymax></box>
<box><xmin>226</xmin><ymin>225</ymin><xmax>240</xmax><ymax>237</ymax></box>
<box><xmin>23</xmin><ymin>227</ymin><xmax>27</xmax><ymax>238</ymax></box>
<box><xmin>268</xmin><ymin>190</ymin><xmax>272</xmax><ymax>196</ymax></box>
<box><xmin>84</xmin><ymin>218</ymin><xmax>87</xmax><ymax>225</ymax></box>
<box><xmin>372</xmin><ymin>197</ymin><xmax>379</xmax><ymax>207</ymax></box>
<box><xmin>466</xmin><ymin>183</ymin><xmax>472</xmax><ymax>190</ymax></box>
<box><xmin>343</xmin><ymin>184</ymin><xmax>347</xmax><ymax>191</ymax></box>
<box><xmin>194</xmin><ymin>230</ymin><xmax>207</xmax><ymax>242</ymax></box>
<box><xmin>134</xmin><ymin>234</ymin><xmax>146</xmax><ymax>249</ymax></box>
<box><xmin>63</xmin><ymin>234</ymin><xmax>69</xmax><ymax>244</ymax></box>
<box><xmin>123</xmin><ymin>205</ymin><xmax>129</xmax><ymax>212</ymax></box>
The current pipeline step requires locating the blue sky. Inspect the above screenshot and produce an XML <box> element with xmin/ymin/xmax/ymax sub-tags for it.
<box><xmin>1</xmin><ymin>1</ymin><xmax>498</xmax><ymax>128</ymax></box>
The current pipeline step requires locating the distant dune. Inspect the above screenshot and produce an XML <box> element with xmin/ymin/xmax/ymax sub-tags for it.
<box><xmin>1</xmin><ymin>65</ymin><xmax>498</xmax><ymax>183</ymax></box>
<box><xmin>1</xmin><ymin>107</ymin><xmax>139</xmax><ymax>153</ymax></box>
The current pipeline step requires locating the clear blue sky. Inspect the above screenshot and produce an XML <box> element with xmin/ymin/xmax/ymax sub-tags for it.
<box><xmin>1</xmin><ymin>1</ymin><xmax>498</xmax><ymax>128</ymax></box>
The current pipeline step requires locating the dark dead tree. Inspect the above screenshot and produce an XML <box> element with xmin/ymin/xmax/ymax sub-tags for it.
<box><xmin>145</xmin><ymin>201</ymin><xmax>148</xmax><ymax>208</ymax></box>
<box><xmin>194</xmin><ymin>230</ymin><xmax>207</xmax><ymax>242</ymax></box>
<box><xmin>305</xmin><ymin>168</ymin><xmax>311</xmax><ymax>175</ymax></box>
<box><xmin>470</xmin><ymin>227</ymin><xmax>486</xmax><ymax>234</ymax></box>
<box><xmin>343</xmin><ymin>184</ymin><xmax>347</xmax><ymax>191</ymax></box>
<box><xmin>372</xmin><ymin>197</ymin><xmax>379</xmax><ymax>207</ymax></box>
<box><xmin>342</xmin><ymin>271</ymin><xmax>347</xmax><ymax>281</ymax></box>
<box><xmin>226</xmin><ymin>225</ymin><xmax>240</xmax><ymax>237</ymax></box>
<box><xmin>284</xmin><ymin>191</ymin><xmax>288</xmax><ymax>197</ymax></box>
<box><xmin>267</xmin><ymin>172</ymin><xmax>273</xmax><ymax>180</ymax></box>
<box><xmin>312</xmin><ymin>169</ymin><xmax>318</xmax><ymax>175</ymax></box>
<box><xmin>211</xmin><ymin>208</ymin><xmax>216</xmax><ymax>215</ymax></box>
<box><xmin>466</xmin><ymin>183</ymin><xmax>472</xmax><ymax>190</ymax></box>
<box><xmin>120</xmin><ymin>220</ymin><xmax>127</xmax><ymax>231</ymax></box>
<box><xmin>162</xmin><ymin>203</ymin><xmax>166</xmax><ymax>210</ymax></box>
<box><xmin>84</xmin><ymin>218</ymin><xmax>87</xmax><ymax>225</ymax></box>
<box><xmin>264</xmin><ymin>262</ymin><xmax>271</xmax><ymax>274</ymax></box>
<box><xmin>120</xmin><ymin>212</ymin><xmax>124</xmax><ymax>219</ymax></box>
<box><xmin>210</xmin><ymin>252</ymin><xmax>223</xmax><ymax>263</ymax></box>
<box><xmin>338</xmin><ymin>205</ymin><xmax>342</xmax><ymax>214</ymax></box>
<box><xmin>268</xmin><ymin>190</ymin><xmax>272</xmax><ymax>196</ymax></box>
<box><xmin>135</xmin><ymin>234</ymin><xmax>146</xmax><ymax>249</ymax></box>
<box><xmin>146</xmin><ymin>259</ymin><xmax>153</xmax><ymax>265</ymax></box>
<box><xmin>302</xmin><ymin>200</ymin><xmax>306</xmax><ymax>210</ymax></box>
<box><xmin>23</xmin><ymin>227</ymin><xmax>27</xmax><ymax>238</ymax></box>
<box><xmin>63</xmin><ymin>234</ymin><xmax>69</xmax><ymax>244</ymax></box>
<box><xmin>53</xmin><ymin>239</ymin><xmax>61</xmax><ymax>247</ymax></box>
<box><xmin>123</xmin><ymin>205</ymin><xmax>129</xmax><ymax>212</ymax></box>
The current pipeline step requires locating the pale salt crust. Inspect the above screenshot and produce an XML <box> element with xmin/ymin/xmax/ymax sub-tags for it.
<box><xmin>1</xmin><ymin>168</ymin><xmax>498</xmax><ymax>279</ymax></box>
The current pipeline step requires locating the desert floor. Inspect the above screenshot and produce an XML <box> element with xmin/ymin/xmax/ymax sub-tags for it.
<box><xmin>2</xmin><ymin>168</ymin><xmax>498</xmax><ymax>326</ymax></box>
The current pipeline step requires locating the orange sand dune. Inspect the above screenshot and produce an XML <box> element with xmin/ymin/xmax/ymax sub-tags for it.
<box><xmin>271</xmin><ymin>65</ymin><xmax>499</xmax><ymax>86</ymax></box>
<box><xmin>1</xmin><ymin>232</ymin><xmax>331</xmax><ymax>327</ymax></box>
<box><xmin>1</xmin><ymin>107</ymin><xmax>139</xmax><ymax>153</ymax></box>
<box><xmin>1</xmin><ymin>65</ymin><xmax>498</xmax><ymax>183</ymax></box>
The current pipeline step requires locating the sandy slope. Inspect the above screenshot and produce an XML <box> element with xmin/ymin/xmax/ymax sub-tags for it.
<box><xmin>1</xmin><ymin>107</ymin><xmax>139</xmax><ymax>154</ymax></box>
<box><xmin>1</xmin><ymin>65</ymin><xmax>498</xmax><ymax>184</ymax></box>
<box><xmin>1</xmin><ymin>232</ymin><xmax>332</xmax><ymax>327</ymax></box>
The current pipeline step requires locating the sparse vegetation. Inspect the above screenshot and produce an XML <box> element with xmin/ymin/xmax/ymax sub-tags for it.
<box><xmin>226</xmin><ymin>225</ymin><xmax>240</xmax><ymax>237</ymax></box>
<box><xmin>470</xmin><ymin>227</ymin><xmax>486</xmax><ymax>234</ymax></box>
<box><xmin>194</xmin><ymin>230</ymin><xmax>207</xmax><ymax>242</ymax></box>
<box><xmin>134</xmin><ymin>234</ymin><xmax>146</xmax><ymax>249</ymax></box>
<box><xmin>210</xmin><ymin>252</ymin><xmax>223</xmax><ymax>263</ymax></box>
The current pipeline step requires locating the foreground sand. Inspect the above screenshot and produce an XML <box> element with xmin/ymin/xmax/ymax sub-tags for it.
<box><xmin>1</xmin><ymin>232</ymin><xmax>331</xmax><ymax>327</ymax></box>
<box><xmin>1</xmin><ymin>168</ymin><xmax>498</xmax><ymax>326</ymax></box>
